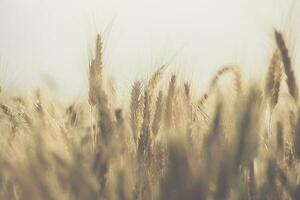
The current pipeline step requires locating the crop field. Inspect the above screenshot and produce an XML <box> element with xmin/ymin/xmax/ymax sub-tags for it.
<box><xmin>0</xmin><ymin>30</ymin><xmax>299</xmax><ymax>200</ymax></box>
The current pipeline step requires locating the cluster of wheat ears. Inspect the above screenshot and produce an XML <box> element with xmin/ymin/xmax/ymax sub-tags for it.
<box><xmin>0</xmin><ymin>29</ymin><xmax>300</xmax><ymax>200</ymax></box>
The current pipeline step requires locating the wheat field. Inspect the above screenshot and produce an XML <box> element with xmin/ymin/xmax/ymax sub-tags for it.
<box><xmin>0</xmin><ymin>30</ymin><xmax>299</xmax><ymax>200</ymax></box>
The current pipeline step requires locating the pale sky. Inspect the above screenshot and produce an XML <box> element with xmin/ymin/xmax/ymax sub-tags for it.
<box><xmin>0</xmin><ymin>0</ymin><xmax>299</xmax><ymax>100</ymax></box>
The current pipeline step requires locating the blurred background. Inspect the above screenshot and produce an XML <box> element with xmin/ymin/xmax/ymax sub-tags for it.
<box><xmin>0</xmin><ymin>0</ymin><xmax>299</xmax><ymax>100</ymax></box>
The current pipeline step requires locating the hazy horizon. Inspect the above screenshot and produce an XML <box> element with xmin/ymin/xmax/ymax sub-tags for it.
<box><xmin>0</xmin><ymin>0</ymin><xmax>299</xmax><ymax>100</ymax></box>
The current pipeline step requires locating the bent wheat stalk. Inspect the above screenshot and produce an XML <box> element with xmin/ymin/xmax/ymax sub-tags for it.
<box><xmin>274</xmin><ymin>30</ymin><xmax>298</xmax><ymax>101</ymax></box>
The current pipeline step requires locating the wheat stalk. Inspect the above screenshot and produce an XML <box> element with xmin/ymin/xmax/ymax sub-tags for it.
<box><xmin>130</xmin><ymin>81</ymin><xmax>142</xmax><ymax>144</ymax></box>
<box><xmin>274</xmin><ymin>30</ymin><xmax>298</xmax><ymax>101</ymax></box>
<box><xmin>164</xmin><ymin>75</ymin><xmax>176</xmax><ymax>129</ymax></box>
